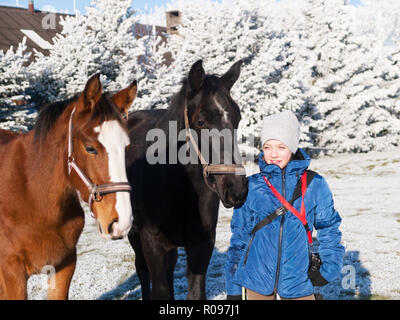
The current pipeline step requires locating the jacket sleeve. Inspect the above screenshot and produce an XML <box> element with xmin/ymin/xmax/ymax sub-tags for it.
<box><xmin>313</xmin><ymin>175</ymin><xmax>345</xmax><ymax>283</ymax></box>
<box><xmin>225</xmin><ymin>197</ymin><xmax>256</xmax><ymax>296</ymax></box>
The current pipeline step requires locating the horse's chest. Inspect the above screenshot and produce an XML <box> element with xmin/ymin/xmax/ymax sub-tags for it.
<box><xmin>155</xmin><ymin>206</ymin><xmax>216</xmax><ymax>247</ymax></box>
<box><xmin>59</xmin><ymin>215</ymin><xmax>85</xmax><ymax>249</ymax></box>
<box><xmin>24</xmin><ymin>215</ymin><xmax>84</xmax><ymax>275</ymax></box>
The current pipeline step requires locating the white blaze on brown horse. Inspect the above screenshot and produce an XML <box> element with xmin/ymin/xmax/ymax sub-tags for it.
<box><xmin>0</xmin><ymin>74</ymin><xmax>137</xmax><ymax>300</ymax></box>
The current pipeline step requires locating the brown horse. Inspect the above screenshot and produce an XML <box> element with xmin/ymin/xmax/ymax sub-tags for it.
<box><xmin>0</xmin><ymin>74</ymin><xmax>137</xmax><ymax>300</ymax></box>
<box><xmin>0</xmin><ymin>129</ymin><xmax>20</xmax><ymax>145</ymax></box>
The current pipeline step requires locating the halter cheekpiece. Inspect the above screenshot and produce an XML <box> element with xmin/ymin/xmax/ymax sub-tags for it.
<box><xmin>183</xmin><ymin>99</ymin><xmax>246</xmax><ymax>184</ymax></box>
<box><xmin>67</xmin><ymin>107</ymin><xmax>132</xmax><ymax>212</ymax></box>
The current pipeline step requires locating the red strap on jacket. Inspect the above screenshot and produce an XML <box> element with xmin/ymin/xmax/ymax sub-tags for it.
<box><xmin>263</xmin><ymin>172</ymin><xmax>312</xmax><ymax>244</ymax></box>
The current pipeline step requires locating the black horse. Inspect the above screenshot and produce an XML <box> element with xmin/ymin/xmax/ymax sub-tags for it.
<box><xmin>126</xmin><ymin>60</ymin><xmax>248</xmax><ymax>299</ymax></box>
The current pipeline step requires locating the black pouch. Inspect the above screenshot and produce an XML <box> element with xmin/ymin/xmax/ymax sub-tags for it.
<box><xmin>308</xmin><ymin>253</ymin><xmax>328</xmax><ymax>287</ymax></box>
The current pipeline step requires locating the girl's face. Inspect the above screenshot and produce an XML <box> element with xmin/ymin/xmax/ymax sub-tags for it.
<box><xmin>263</xmin><ymin>139</ymin><xmax>292</xmax><ymax>169</ymax></box>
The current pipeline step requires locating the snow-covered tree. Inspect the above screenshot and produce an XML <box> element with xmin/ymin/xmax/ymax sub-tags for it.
<box><xmin>165</xmin><ymin>0</ymin><xmax>400</xmax><ymax>153</ymax></box>
<box><xmin>0</xmin><ymin>37</ymin><xmax>31</xmax><ymax>105</ymax></box>
<box><xmin>150</xmin><ymin>0</ymin><xmax>304</xmax><ymax>158</ymax></box>
<box><xmin>2</xmin><ymin>0</ymin><xmax>400</xmax><ymax>154</ymax></box>
<box><xmin>352</xmin><ymin>0</ymin><xmax>400</xmax><ymax>48</ymax></box>
<box><xmin>288</xmin><ymin>0</ymin><xmax>400</xmax><ymax>152</ymax></box>
<box><xmin>27</xmin><ymin>0</ymin><xmax>147</xmax><ymax>105</ymax></box>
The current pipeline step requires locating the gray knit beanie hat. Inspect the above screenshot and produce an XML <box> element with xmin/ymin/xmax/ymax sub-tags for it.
<box><xmin>260</xmin><ymin>110</ymin><xmax>300</xmax><ymax>154</ymax></box>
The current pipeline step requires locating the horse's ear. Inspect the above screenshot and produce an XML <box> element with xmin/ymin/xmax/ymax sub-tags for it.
<box><xmin>221</xmin><ymin>60</ymin><xmax>243</xmax><ymax>91</ymax></box>
<box><xmin>188</xmin><ymin>60</ymin><xmax>205</xmax><ymax>96</ymax></box>
<box><xmin>112</xmin><ymin>80</ymin><xmax>137</xmax><ymax>116</ymax></box>
<box><xmin>78</xmin><ymin>73</ymin><xmax>103</xmax><ymax>112</ymax></box>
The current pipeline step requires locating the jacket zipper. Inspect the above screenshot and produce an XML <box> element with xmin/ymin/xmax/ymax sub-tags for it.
<box><xmin>273</xmin><ymin>168</ymin><xmax>286</xmax><ymax>294</ymax></box>
<box><xmin>243</xmin><ymin>234</ymin><xmax>255</xmax><ymax>265</ymax></box>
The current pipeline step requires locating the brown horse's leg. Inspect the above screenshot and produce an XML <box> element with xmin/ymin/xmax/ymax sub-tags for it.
<box><xmin>47</xmin><ymin>250</ymin><xmax>77</xmax><ymax>300</ymax></box>
<box><xmin>0</xmin><ymin>257</ymin><xmax>28</xmax><ymax>300</ymax></box>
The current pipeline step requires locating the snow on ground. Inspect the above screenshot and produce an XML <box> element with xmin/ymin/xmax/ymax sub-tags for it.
<box><xmin>25</xmin><ymin>148</ymin><xmax>400</xmax><ymax>300</ymax></box>
<box><xmin>309</xmin><ymin>149</ymin><xmax>400</xmax><ymax>300</ymax></box>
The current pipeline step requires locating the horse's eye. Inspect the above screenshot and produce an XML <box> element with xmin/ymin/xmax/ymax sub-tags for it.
<box><xmin>196</xmin><ymin>120</ymin><xmax>206</xmax><ymax>128</ymax></box>
<box><xmin>85</xmin><ymin>146</ymin><xmax>98</xmax><ymax>155</ymax></box>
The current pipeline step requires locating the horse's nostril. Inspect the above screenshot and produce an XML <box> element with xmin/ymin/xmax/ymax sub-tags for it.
<box><xmin>227</xmin><ymin>191</ymin><xmax>247</xmax><ymax>207</ymax></box>
<box><xmin>108</xmin><ymin>218</ymin><xmax>119</xmax><ymax>235</ymax></box>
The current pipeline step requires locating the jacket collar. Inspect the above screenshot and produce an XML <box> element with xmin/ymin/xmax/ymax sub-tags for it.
<box><xmin>258</xmin><ymin>148</ymin><xmax>311</xmax><ymax>177</ymax></box>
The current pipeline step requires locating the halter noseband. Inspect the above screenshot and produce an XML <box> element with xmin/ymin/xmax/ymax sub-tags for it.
<box><xmin>67</xmin><ymin>107</ymin><xmax>132</xmax><ymax>212</ymax></box>
<box><xmin>183</xmin><ymin>99</ymin><xmax>246</xmax><ymax>189</ymax></box>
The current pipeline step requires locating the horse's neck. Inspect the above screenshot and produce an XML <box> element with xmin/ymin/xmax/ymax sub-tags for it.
<box><xmin>0</xmin><ymin>129</ymin><xmax>20</xmax><ymax>145</ymax></box>
<box><xmin>26</xmin><ymin>112</ymin><xmax>75</xmax><ymax>209</ymax></box>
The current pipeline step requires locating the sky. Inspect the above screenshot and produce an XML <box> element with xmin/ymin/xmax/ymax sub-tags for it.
<box><xmin>1</xmin><ymin>0</ymin><xmax>364</xmax><ymax>14</ymax></box>
<box><xmin>350</xmin><ymin>0</ymin><xmax>362</xmax><ymax>7</ymax></box>
<box><xmin>0</xmin><ymin>0</ymin><xmax>169</xmax><ymax>14</ymax></box>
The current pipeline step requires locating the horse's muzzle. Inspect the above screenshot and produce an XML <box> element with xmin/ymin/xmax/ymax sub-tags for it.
<box><xmin>217</xmin><ymin>175</ymin><xmax>248</xmax><ymax>208</ymax></box>
<box><xmin>108</xmin><ymin>218</ymin><xmax>132</xmax><ymax>240</ymax></box>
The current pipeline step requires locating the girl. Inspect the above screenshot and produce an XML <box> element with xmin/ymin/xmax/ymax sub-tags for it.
<box><xmin>225</xmin><ymin>110</ymin><xmax>344</xmax><ymax>300</ymax></box>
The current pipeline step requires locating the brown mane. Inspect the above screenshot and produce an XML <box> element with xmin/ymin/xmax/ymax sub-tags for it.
<box><xmin>34</xmin><ymin>94</ymin><xmax>125</xmax><ymax>146</ymax></box>
<box><xmin>33</xmin><ymin>96</ymin><xmax>78</xmax><ymax>145</ymax></box>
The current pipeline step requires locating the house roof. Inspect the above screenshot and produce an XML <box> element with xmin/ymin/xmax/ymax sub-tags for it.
<box><xmin>0</xmin><ymin>5</ymin><xmax>172</xmax><ymax>67</ymax></box>
<box><xmin>0</xmin><ymin>5</ymin><xmax>68</xmax><ymax>55</ymax></box>
<box><xmin>0</xmin><ymin>5</ymin><xmax>169</xmax><ymax>54</ymax></box>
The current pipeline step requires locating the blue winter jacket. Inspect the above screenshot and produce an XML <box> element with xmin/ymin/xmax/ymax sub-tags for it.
<box><xmin>225</xmin><ymin>149</ymin><xmax>345</xmax><ymax>298</ymax></box>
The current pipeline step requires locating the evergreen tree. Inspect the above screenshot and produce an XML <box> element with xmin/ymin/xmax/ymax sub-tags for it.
<box><xmin>293</xmin><ymin>0</ymin><xmax>400</xmax><ymax>152</ymax></box>
<box><xmin>0</xmin><ymin>37</ymin><xmax>31</xmax><ymax>105</ymax></box>
<box><xmin>27</xmin><ymin>0</ymin><xmax>146</xmax><ymax>105</ymax></box>
<box><xmin>2</xmin><ymin>0</ymin><xmax>400</xmax><ymax>154</ymax></box>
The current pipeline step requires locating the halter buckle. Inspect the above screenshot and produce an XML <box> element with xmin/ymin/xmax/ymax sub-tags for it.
<box><xmin>90</xmin><ymin>185</ymin><xmax>103</xmax><ymax>203</ymax></box>
<box><xmin>93</xmin><ymin>192</ymin><xmax>103</xmax><ymax>202</ymax></box>
<box><xmin>203</xmin><ymin>165</ymin><xmax>210</xmax><ymax>178</ymax></box>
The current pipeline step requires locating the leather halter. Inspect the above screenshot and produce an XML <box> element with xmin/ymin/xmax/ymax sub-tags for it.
<box><xmin>183</xmin><ymin>99</ymin><xmax>246</xmax><ymax>185</ymax></box>
<box><xmin>67</xmin><ymin>107</ymin><xmax>132</xmax><ymax>212</ymax></box>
